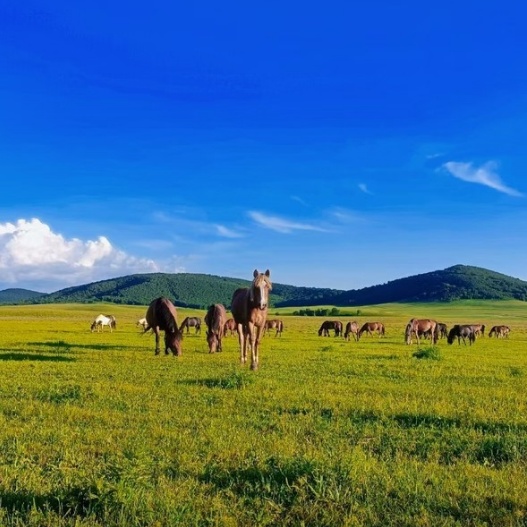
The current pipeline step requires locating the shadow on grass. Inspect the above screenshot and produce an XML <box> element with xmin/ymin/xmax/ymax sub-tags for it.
<box><xmin>0</xmin><ymin>352</ymin><xmax>75</xmax><ymax>362</ymax></box>
<box><xmin>29</xmin><ymin>341</ymin><xmax>131</xmax><ymax>351</ymax></box>
<box><xmin>179</xmin><ymin>371</ymin><xmax>254</xmax><ymax>389</ymax></box>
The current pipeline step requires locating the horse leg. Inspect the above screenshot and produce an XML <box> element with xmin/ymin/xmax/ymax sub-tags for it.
<box><xmin>237</xmin><ymin>323</ymin><xmax>246</xmax><ymax>365</ymax></box>
<box><xmin>249</xmin><ymin>323</ymin><xmax>261</xmax><ymax>371</ymax></box>
<box><xmin>154</xmin><ymin>328</ymin><xmax>161</xmax><ymax>355</ymax></box>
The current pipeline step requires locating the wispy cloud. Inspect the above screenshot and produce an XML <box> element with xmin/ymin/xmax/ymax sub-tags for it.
<box><xmin>215</xmin><ymin>224</ymin><xmax>244</xmax><ymax>238</ymax></box>
<box><xmin>291</xmin><ymin>195</ymin><xmax>308</xmax><ymax>206</ymax></box>
<box><xmin>248</xmin><ymin>211</ymin><xmax>327</xmax><ymax>234</ymax></box>
<box><xmin>442</xmin><ymin>161</ymin><xmax>523</xmax><ymax>197</ymax></box>
<box><xmin>358</xmin><ymin>183</ymin><xmax>372</xmax><ymax>195</ymax></box>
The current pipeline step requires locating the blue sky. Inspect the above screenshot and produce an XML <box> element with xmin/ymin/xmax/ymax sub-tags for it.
<box><xmin>1</xmin><ymin>1</ymin><xmax>526</xmax><ymax>293</ymax></box>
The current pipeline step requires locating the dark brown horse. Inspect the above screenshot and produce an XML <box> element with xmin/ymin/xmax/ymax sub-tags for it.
<box><xmin>318</xmin><ymin>320</ymin><xmax>343</xmax><ymax>337</ymax></box>
<box><xmin>344</xmin><ymin>321</ymin><xmax>359</xmax><ymax>341</ymax></box>
<box><xmin>447</xmin><ymin>324</ymin><xmax>476</xmax><ymax>346</ymax></box>
<box><xmin>405</xmin><ymin>319</ymin><xmax>438</xmax><ymax>345</ymax></box>
<box><xmin>436</xmin><ymin>322</ymin><xmax>448</xmax><ymax>339</ymax></box>
<box><xmin>144</xmin><ymin>297</ymin><xmax>183</xmax><ymax>356</ymax></box>
<box><xmin>180</xmin><ymin>316</ymin><xmax>202</xmax><ymax>335</ymax></box>
<box><xmin>488</xmin><ymin>325</ymin><xmax>511</xmax><ymax>338</ymax></box>
<box><xmin>204</xmin><ymin>304</ymin><xmax>227</xmax><ymax>353</ymax></box>
<box><xmin>223</xmin><ymin>318</ymin><xmax>237</xmax><ymax>336</ymax></box>
<box><xmin>231</xmin><ymin>269</ymin><xmax>272</xmax><ymax>370</ymax></box>
<box><xmin>264</xmin><ymin>319</ymin><xmax>283</xmax><ymax>337</ymax></box>
<box><xmin>358</xmin><ymin>322</ymin><xmax>385</xmax><ymax>340</ymax></box>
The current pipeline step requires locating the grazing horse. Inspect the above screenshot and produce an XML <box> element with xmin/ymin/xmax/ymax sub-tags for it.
<box><xmin>90</xmin><ymin>314</ymin><xmax>116</xmax><ymax>333</ymax></box>
<box><xmin>144</xmin><ymin>297</ymin><xmax>183</xmax><ymax>356</ymax></box>
<box><xmin>264</xmin><ymin>319</ymin><xmax>284</xmax><ymax>337</ymax></box>
<box><xmin>231</xmin><ymin>269</ymin><xmax>272</xmax><ymax>370</ymax></box>
<box><xmin>470</xmin><ymin>324</ymin><xmax>485</xmax><ymax>338</ymax></box>
<box><xmin>344</xmin><ymin>321</ymin><xmax>360</xmax><ymax>341</ymax></box>
<box><xmin>358</xmin><ymin>322</ymin><xmax>385</xmax><ymax>340</ymax></box>
<box><xmin>180</xmin><ymin>316</ymin><xmax>202</xmax><ymax>335</ymax></box>
<box><xmin>223</xmin><ymin>318</ymin><xmax>237</xmax><ymax>336</ymax></box>
<box><xmin>447</xmin><ymin>324</ymin><xmax>476</xmax><ymax>346</ymax></box>
<box><xmin>488</xmin><ymin>325</ymin><xmax>511</xmax><ymax>338</ymax></box>
<box><xmin>405</xmin><ymin>318</ymin><xmax>438</xmax><ymax>345</ymax></box>
<box><xmin>318</xmin><ymin>320</ymin><xmax>343</xmax><ymax>337</ymax></box>
<box><xmin>204</xmin><ymin>304</ymin><xmax>227</xmax><ymax>353</ymax></box>
<box><xmin>436</xmin><ymin>322</ymin><xmax>448</xmax><ymax>339</ymax></box>
<box><xmin>136</xmin><ymin>317</ymin><xmax>148</xmax><ymax>331</ymax></box>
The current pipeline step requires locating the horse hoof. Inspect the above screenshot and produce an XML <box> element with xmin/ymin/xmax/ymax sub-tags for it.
<box><xmin>250</xmin><ymin>363</ymin><xmax>258</xmax><ymax>371</ymax></box>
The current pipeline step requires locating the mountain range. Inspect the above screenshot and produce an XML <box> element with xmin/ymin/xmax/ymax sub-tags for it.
<box><xmin>1</xmin><ymin>265</ymin><xmax>526</xmax><ymax>307</ymax></box>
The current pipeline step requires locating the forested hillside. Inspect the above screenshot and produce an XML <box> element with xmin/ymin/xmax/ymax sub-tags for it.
<box><xmin>2</xmin><ymin>265</ymin><xmax>526</xmax><ymax>307</ymax></box>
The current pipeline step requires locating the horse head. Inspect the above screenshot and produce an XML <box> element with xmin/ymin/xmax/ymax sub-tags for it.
<box><xmin>249</xmin><ymin>269</ymin><xmax>272</xmax><ymax>310</ymax></box>
<box><xmin>165</xmin><ymin>329</ymin><xmax>183</xmax><ymax>356</ymax></box>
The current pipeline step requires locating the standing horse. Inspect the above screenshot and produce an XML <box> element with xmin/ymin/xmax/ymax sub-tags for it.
<box><xmin>180</xmin><ymin>316</ymin><xmax>202</xmax><ymax>335</ymax></box>
<box><xmin>144</xmin><ymin>297</ymin><xmax>183</xmax><ymax>356</ymax></box>
<box><xmin>204</xmin><ymin>304</ymin><xmax>227</xmax><ymax>353</ymax></box>
<box><xmin>358</xmin><ymin>322</ymin><xmax>385</xmax><ymax>340</ymax></box>
<box><xmin>318</xmin><ymin>320</ymin><xmax>343</xmax><ymax>337</ymax></box>
<box><xmin>344</xmin><ymin>321</ymin><xmax>360</xmax><ymax>341</ymax></box>
<box><xmin>90</xmin><ymin>314</ymin><xmax>116</xmax><ymax>333</ymax></box>
<box><xmin>436</xmin><ymin>322</ymin><xmax>448</xmax><ymax>339</ymax></box>
<box><xmin>264</xmin><ymin>319</ymin><xmax>284</xmax><ymax>337</ymax></box>
<box><xmin>447</xmin><ymin>324</ymin><xmax>476</xmax><ymax>346</ymax></box>
<box><xmin>231</xmin><ymin>269</ymin><xmax>272</xmax><ymax>370</ymax></box>
<box><xmin>405</xmin><ymin>319</ymin><xmax>438</xmax><ymax>345</ymax></box>
<box><xmin>223</xmin><ymin>318</ymin><xmax>237</xmax><ymax>336</ymax></box>
<box><xmin>488</xmin><ymin>325</ymin><xmax>510</xmax><ymax>338</ymax></box>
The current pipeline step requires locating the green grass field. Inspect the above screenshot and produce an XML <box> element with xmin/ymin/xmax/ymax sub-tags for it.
<box><xmin>0</xmin><ymin>301</ymin><xmax>526</xmax><ymax>526</ymax></box>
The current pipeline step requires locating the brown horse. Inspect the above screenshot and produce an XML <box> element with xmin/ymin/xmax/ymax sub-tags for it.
<box><xmin>405</xmin><ymin>318</ymin><xmax>438</xmax><ymax>345</ymax></box>
<box><xmin>358</xmin><ymin>322</ymin><xmax>385</xmax><ymax>340</ymax></box>
<box><xmin>180</xmin><ymin>316</ymin><xmax>202</xmax><ymax>335</ymax></box>
<box><xmin>318</xmin><ymin>320</ymin><xmax>343</xmax><ymax>337</ymax></box>
<box><xmin>488</xmin><ymin>325</ymin><xmax>510</xmax><ymax>338</ymax></box>
<box><xmin>204</xmin><ymin>304</ymin><xmax>227</xmax><ymax>353</ymax></box>
<box><xmin>344</xmin><ymin>321</ymin><xmax>360</xmax><ymax>341</ymax></box>
<box><xmin>231</xmin><ymin>269</ymin><xmax>272</xmax><ymax>370</ymax></box>
<box><xmin>264</xmin><ymin>319</ymin><xmax>283</xmax><ymax>337</ymax></box>
<box><xmin>144</xmin><ymin>297</ymin><xmax>183</xmax><ymax>356</ymax></box>
<box><xmin>436</xmin><ymin>322</ymin><xmax>448</xmax><ymax>339</ymax></box>
<box><xmin>223</xmin><ymin>318</ymin><xmax>237</xmax><ymax>336</ymax></box>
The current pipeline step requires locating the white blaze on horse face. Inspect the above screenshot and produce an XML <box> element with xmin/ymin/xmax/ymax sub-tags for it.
<box><xmin>257</xmin><ymin>282</ymin><xmax>268</xmax><ymax>309</ymax></box>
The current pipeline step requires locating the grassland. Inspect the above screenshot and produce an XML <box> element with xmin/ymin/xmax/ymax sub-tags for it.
<box><xmin>0</xmin><ymin>301</ymin><xmax>526</xmax><ymax>526</ymax></box>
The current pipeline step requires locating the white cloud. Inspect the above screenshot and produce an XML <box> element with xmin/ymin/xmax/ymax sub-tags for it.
<box><xmin>358</xmin><ymin>183</ymin><xmax>372</xmax><ymax>194</ymax></box>
<box><xmin>0</xmin><ymin>218</ymin><xmax>161</xmax><ymax>292</ymax></box>
<box><xmin>442</xmin><ymin>161</ymin><xmax>523</xmax><ymax>197</ymax></box>
<box><xmin>215</xmin><ymin>224</ymin><xmax>244</xmax><ymax>238</ymax></box>
<box><xmin>248</xmin><ymin>211</ymin><xmax>327</xmax><ymax>234</ymax></box>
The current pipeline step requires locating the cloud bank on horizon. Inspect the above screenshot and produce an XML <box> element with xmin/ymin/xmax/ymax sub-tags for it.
<box><xmin>0</xmin><ymin>219</ymin><xmax>162</xmax><ymax>292</ymax></box>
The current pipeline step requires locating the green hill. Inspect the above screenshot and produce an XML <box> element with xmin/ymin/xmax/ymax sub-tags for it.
<box><xmin>0</xmin><ymin>288</ymin><xmax>46</xmax><ymax>304</ymax></box>
<box><xmin>325</xmin><ymin>265</ymin><xmax>527</xmax><ymax>306</ymax></box>
<box><xmin>2</xmin><ymin>265</ymin><xmax>526</xmax><ymax>307</ymax></box>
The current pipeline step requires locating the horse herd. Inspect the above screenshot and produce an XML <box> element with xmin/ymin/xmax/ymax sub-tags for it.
<box><xmin>89</xmin><ymin>269</ymin><xmax>512</xmax><ymax>370</ymax></box>
<box><xmin>317</xmin><ymin>317</ymin><xmax>511</xmax><ymax>347</ymax></box>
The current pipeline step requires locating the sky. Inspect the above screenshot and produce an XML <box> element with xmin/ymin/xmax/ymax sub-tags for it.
<box><xmin>1</xmin><ymin>1</ymin><xmax>527</xmax><ymax>293</ymax></box>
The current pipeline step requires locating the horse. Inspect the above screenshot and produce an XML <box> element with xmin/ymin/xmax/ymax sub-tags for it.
<box><xmin>488</xmin><ymin>325</ymin><xmax>511</xmax><ymax>338</ymax></box>
<box><xmin>318</xmin><ymin>320</ymin><xmax>343</xmax><ymax>337</ymax></box>
<box><xmin>264</xmin><ymin>319</ymin><xmax>283</xmax><ymax>337</ymax></box>
<box><xmin>223</xmin><ymin>318</ymin><xmax>237</xmax><ymax>336</ymax></box>
<box><xmin>470</xmin><ymin>324</ymin><xmax>486</xmax><ymax>337</ymax></box>
<box><xmin>436</xmin><ymin>322</ymin><xmax>448</xmax><ymax>339</ymax></box>
<box><xmin>136</xmin><ymin>317</ymin><xmax>148</xmax><ymax>331</ymax></box>
<box><xmin>144</xmin><ymin>297</ymin><xmax>183</xmax><ymax>356</ymax></box>
<box><xmin>358</xmin><ymin>322</ymin><xmax>385</xmax><ymax>340</ymax></box>
<box><xmin>180</xmin><ymin>316</ymin><xmax>202</xmax><ymax>335</ymax></box>
<box><xmin>405</xmin><ymin>318</ymin><xmax>437</xmax><ymax>345</ymax></box>
<box><xmin>231</xmin><ymin>269</ymin><xmax>272</xmax><ymax>370</ymax></box>
<box><xmin>90</xmin><ymin>314</ymin><xmax>116</xmax><ymax>333</ymax></box>
<box><xmin>447</xmin><ymin>324</ymin><xmax>476</xmax><ymax>346</ymax></box>
<box><xmin>344</xmin><ymin>321</ymin><xmax>360</xmax><ymax>341</ymax></box>
<box><xmin>204</xmin><ymin>304</ymin><xmax>227</xmax><ymax>353</ymax></box>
